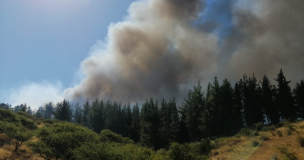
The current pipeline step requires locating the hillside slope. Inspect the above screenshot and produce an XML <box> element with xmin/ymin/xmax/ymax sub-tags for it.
<box><xmin>209</xmin><ymin>121</ymin><xmax>304</xmax><ymax>160</ymax></box>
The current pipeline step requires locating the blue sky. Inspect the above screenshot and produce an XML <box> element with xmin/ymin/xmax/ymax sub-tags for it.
<box><xmin>0</xmin><ymin>0</ymin><xmax>134</xmax><ymax>89</ymax></box>
<box><xmin>0</xmin><ymin>0</ymin><xmax>235</xmax><ymax>108</ymax></box>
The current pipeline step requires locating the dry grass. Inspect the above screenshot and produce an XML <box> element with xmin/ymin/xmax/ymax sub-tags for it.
<box><xmin>209</xmin><ymin>121</ymin><xmax>304</xmax><ymax>160</ymax></box>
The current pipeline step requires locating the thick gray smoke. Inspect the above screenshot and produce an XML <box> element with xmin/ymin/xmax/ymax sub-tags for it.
<box><xmin>64</xmin><ymin>0</ymin><xmax>304</xmax><ymax>103</ymax></box>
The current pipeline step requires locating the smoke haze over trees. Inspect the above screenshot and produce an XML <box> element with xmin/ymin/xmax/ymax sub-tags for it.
<box><xmin>62</xmin><ymin>0</ymin><xmax>304</xmax><ymax>104</ymax></box>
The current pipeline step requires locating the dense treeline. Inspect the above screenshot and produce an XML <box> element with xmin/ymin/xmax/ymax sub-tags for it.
<box><xmin>1</xmin><ymin>69</ymin><xmax>304</xmax><ymax>150</ymax></box>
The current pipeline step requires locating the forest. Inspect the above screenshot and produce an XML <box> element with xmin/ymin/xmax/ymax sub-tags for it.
<box><xmin>0</xmin><ymin>69</ymin><xmax>304</xmax><ymax>159</ymax></box>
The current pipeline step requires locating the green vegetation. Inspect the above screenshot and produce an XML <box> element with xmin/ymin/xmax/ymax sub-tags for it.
<box><xmin>297</xmin><ymin>136</ymin><xmax>304</xmax><ymax>147</ymax></box>
<box><xmin>0</xmin><ymin>69</ymin><xmax>304</xmax><ymax>159</ymax></box>
<box><xmin>277</xmin><ymin>146</ymin><xmax>298</xmax><ymax>160</ymax></box>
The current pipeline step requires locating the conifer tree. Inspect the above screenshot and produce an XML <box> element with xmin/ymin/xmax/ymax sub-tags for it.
<box><xmin>140</xmin><ymin>98</ymin><xmax>160</xmax><ymax>149</ymax></box>
<box><xmin>43</xmin><ymin>102</ymin><xmax>54</xmax><ymax>119</ymax></box>
<box><xmin>168</xmin><ymin>98</ymin><xmax>180</xmax><ymax>143</ymax></box>
<box><xmin>181</xmin><ymin>81</ymin><xmax>206</xmax><ymax>141</ymax></box>
<box><xmin>130</xmin><ymin>103</ymin><xmax>140</xmax><ymax>142</ymax></box>
<box><xmin>74</xmin><ymin>103</ymin><xmax>83</xmax><ymax>124</ymax></box>
<box><xmin>233</xmin><ymin>82</ymin><xmax>244</xmax><ymax>130</ymax></box>
<box><xmin>88</xmin><ymin>99</ymin><xmax>105</xmax><ymax>133</ymax></box>
<box><xmin>159</xmin><ymin>98</ymin><xmax>179</xmax><ymax>147</ymax></box>
<box><xmin>260</xmin><ymin>75</ymin><xmax>280</xmax><ymax>124</ymax></box>
<box><xmin>294</xmin><ymin>80</ymin><xmax>304</xmax><ymax>118</ymax></box>
<box><xmin>275</xmin><ymin>69</ymin><xmax>296</xmax><ymax>121</ymax></box>
<box><xmin>242</xmin><ymin>74</ymin><xmax>264</xmax><ymax>126</ymax></box>
<box><xmin>82</xmin><ymin>99</ymin><xmax>91</xmax><ymax>127</ymax></box>
<box><xmin>205</xmin><ymin>78</ymin><xmax>220</xmax><ymax>136</ymax></box>
<box><xmin>218</xmin><ymin>79</ymin><xmax>235</xmax><ymax>135</ymax></box>
<box><xmin>53</xmin><ymin>99</ymin><xmax>72</xmax><ymax>121</ymax></box>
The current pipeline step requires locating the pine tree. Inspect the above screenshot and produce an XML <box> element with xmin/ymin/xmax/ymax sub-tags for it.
<box><xmin>82</xmin><ymin>99</ymin><xmax>91</xmax><ymax>127</ymax></box>
<box><xmin>218</xmin><ymin>79</ymin><xmax>235</xmax><ymax>135</ymax></box>
<box><xmin>43</xmin><ymin>102</ymin><xmax>54</xmax><ymax>119</ymax></box>
<box><xmin>88</xmin><ymin>99</ymin><xmax>105</xmax><ymax>133</ymax></box>
<box><xmin>275</xmin><ymin>69</ymin><xmax>296</xmax><ymax>121</ymax></box>
<box><xmin>140</xmin><ymin>98</ymin><xmax>160</xmax><ymax>149</ymax></box>
<box><xmin>125</xmin><ymin>102</ymin><xmax>132</xmax><ymax>137</ymax></box>
<box><xmin>233</xmin><ymin>82</ymin><xmax>244</xmax><ymax>130</ymax></box>
<box><xmin>293</xmin><ymin>80</ymin><xmax>304</xmax><ymax>119</ymax></box>
<box><xmin>260</xmin><ymin>75</ymin><xmax>280</xmax><ymax>124</ymax></box>
<box><xmin>242</xmin><ymin>74</ymin><xmax>264</xmax><ymax>126</ymax></box>
<box><xmin>53</xmin><ymin>99</ymin><xmax>72</xmax><ymax>121</ymax></box>
<box><xmin>74</xmin><ymin>103</ymin><xmax>83</xmax><ymax>124</ymax></box>
<box><xmin>181</xmin><ymin>81</ymin><xmax>206</xmax><ymax>141</ymax></box>
<box><xmin>168</xmin><ymin>98</ymin><xmax>180</xmax><ymax>143</ymax></box>
<box><xmin>205</xmin><ymin>78</ymin><xmax>220</xmax><ymax>136</ymax></box>
<box><xmin>130</xmin><ymin>103</ymin><xmax>140</xmax><ymax>142</ymax></box>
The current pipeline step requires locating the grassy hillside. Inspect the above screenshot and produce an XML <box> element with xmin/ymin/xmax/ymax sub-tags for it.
<box><xmin>209</xmin><ymin>121</ymin><xmax>304</xmax><ymax>160</ymax></box>
<box><xmin>1</xmin><ymin>108</ymin><xmax>304</xmax><ymax>160</ymax></box>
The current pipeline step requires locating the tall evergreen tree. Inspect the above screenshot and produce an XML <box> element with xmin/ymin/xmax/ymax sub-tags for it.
<box><xmin>218</xmin><ymin>79</ymin><xmax>235</xmax><ymax>135</ymax></box>
<box><xmin>43</xmin><ymin>102</ymin><xmax>54</xmax><ymax>119</ymax></box>
<box><xmin>233</xmin><ymin>82</ymin><xmax>244</xmax><ymax>130</ymax></box>
<box><xmin>74</xmin><ymin>103</ymin><xmax>83</xmax><ymax>124</ymax></box>
<box><xmin>205</xmin><ymin>78</ymin><xmax>220</xmax><ymax>136</ymax></box>
<box><xmin>130</xmin><ymin>103</ymin><xmax>140</xmax><ymax>142</ymax></box>
<box><xmin>88</xmin><ymin>99</ymin><xmax>105</xmax><ymax>133</ymax></box>
<box><xmin>53</xmin><ymin>99</ymin><xmax>72</xmax><ymax>121</ymax></box>
<box><xmin>159</xmin><ymin>98</ymin><xmax>179</xmax><ymax>147</ymax></box>
<box><xmin>242</xmin><ymin>74</ymin><xmax>264</xmax><ymax>126</ymax></box>
<box><xmin>260</xmin><ymin>75</ymin><xmax>280</xmax><ymax>124</ymax></box>
<box><xmin>181</xmin><ymin>81</ymin><xmax>206</xmax><ymax>141</ymax></box>
<box><xmin>293</xmin><ymin>80</ymin><xmax>304</xmax><ymax>119</ymax></box>
<box><xmin>275</xmin><ymin>69</ymin><xmax>296</xmax><ymax>121</ymax></box>
<box><xmin>82</xmin><ymin>99</ymin><xmax>91</xmax><ymax>127</ymax></box>
<box><xmin>125</xmin><ymin>102</ymin><xmax>132</xmax><ymax>137</ymax></box>
<box><xmin>140</xmin><ymin>98</ymin><xmax>160</xmax><ymax>149</ymax></box>
<box><xmin>168</xmin><ymin>98</ymin><xmax>180</xmax><ymax>143</ymax></box>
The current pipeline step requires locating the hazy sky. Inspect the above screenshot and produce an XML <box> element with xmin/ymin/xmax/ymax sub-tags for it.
<box><xmin>0</xmin><ymin>0</ymin><xmax>134</xmax><ymax>108</ymax></box>
<box><xmin>0</xmin><ymin>0</ymin><xmax>133</xmax><ymax>88</ymax></box>
<box><xmin>0</xmin><ymin>0</ymin><xmax>225</xmax><ymax>108</ymax></box>
<box><xmin>1</xmin><ymin>0</ymin><xmax>303</xmax><ymax>109</ymax></box>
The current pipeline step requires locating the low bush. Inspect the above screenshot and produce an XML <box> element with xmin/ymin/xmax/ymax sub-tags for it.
<box><xmin>260</xmin><ymin>134</ymin><xmax>270</xmax><ymax>141</ymax></box>
<box><xmin>297</xmin><ymin>136</ymin><xmax>304</xmax><ymax>147</ymax></box>
<box><xmin>262</xmin><ymin>126</ymin><xmax>276</xmax><ymax>132</ymax></box>
<box><xmin>277</xmin><ymin>146</ymin><xmax>298</xmax><ymax>160</ymax></box>
<box><xmin>100</xmin><ymin>129</ymin><xmax>133</xmax><ymax>144</ymax></box>
<box><xmin>276</xmin><ymin>130</ymin><xmax>283</xmax><ymax>137</ymax></box>
<box><xmin>251</xmin><ymin>131</ymin><xmax>259</xmax><ymax>137</ymax></box>
<box><xmin>270</xmin><ymin>154</ymin><xmax>279</xmax><ymax>160</ymax></box>
<box><xmin>255</xmin><ymin>122</ymin><xmax>264</xmax><ymax>131</ymax></box>
<box><xmin>238</xmin><ymin>128</ymin><xmax>251</xmax><ymax>137</ymax></box>
<box><xmin>252</xmin><ymin>141</ymin><xmax>259</xmax><ymax>147</ymax></box>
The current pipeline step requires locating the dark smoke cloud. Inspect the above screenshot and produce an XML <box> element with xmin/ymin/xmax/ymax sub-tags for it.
<box><xmin>64</xmin><ymin>0</ymin><xmax>304</xmax><ymax>103</ymax></box>
<box><xmin>228</xmin><ymin>0</ymin><xmax>304</xmax><ymax>81</ymax></box>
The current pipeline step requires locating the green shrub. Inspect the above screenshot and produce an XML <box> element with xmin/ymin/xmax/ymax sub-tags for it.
<box><xmin>262</xmin><ymin>126</ymin><xmax>276</xmax><ymax>132</ymax></box>
<box><xmin>276</xmin><ymin>130</ymin><xmax>283</xmax><ymax>137</ymax></box>
<box><xmin>71</xmin><ymin>142</ymin><xmax>123</xmax><ymax>160</ymax></box>
<box><xmin>0</xmin><ymin>121</ymin><xmax>33</xmax><ymax>151</ymax></box>
<box><xmin>260</xmin><ymin>134</ymin><xmax>270</xmax><ymax>141</ymax></box>
<box><xmin>17</xmin><ymin>115</ymin><xmax>37</xmax><ymax>130</ymax></box>
<box><xmin>297</xmin><ymin>136</ymin><xmax>304</xmax><ymax>147</ymax></box>
<box><xmin>100</xmin><ymin>129</ymin><xmax>133</xmax><ymax>144</ymax></box>
<box><xmin>252</xmin><ymin>141</ymin><xmax>259</xmax><ymax>147</ymax></box>
<box><xmin>29</xmin><ymin>122</ymin><xmax>99</xmax><ymax>160</ymax></box>
<box><xmin>277</xmin><ymin>146</ymin><xmax>298</xmax><ymax>160</ymax></box>
<box><xmin>287</xmin><ymin>129</ymin><xmax>292</xmax><ymax>136</ymax></box>
<box><xmin>238</xmin><ymin>128</ymin><xmax>251</xmax><ymax>137</ymax></box>
<box><xmin>255</xmin><ymin>122</ymin><xmax>264</xmax><ymax>131</ymax></box>
<box><xmin>270</xmin><ymin>154</ymin><xmax>279</xmax><ymax>160</ymax></box>
<box><xmin>169</xmin><ymin>142</ymin><xmax>209</xmax><ymax>160</ymax></box>
<box><xmin>251</xmin><ymin>131</ymin><xmax>259</xmax><ymax>137</ymax></box>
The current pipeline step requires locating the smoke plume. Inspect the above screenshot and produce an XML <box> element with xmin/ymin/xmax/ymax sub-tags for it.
<box><xmin>64</xmin><ymin>0</ymin><xmax>304</xmax><ymax>103</ymax></box>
